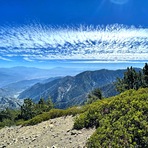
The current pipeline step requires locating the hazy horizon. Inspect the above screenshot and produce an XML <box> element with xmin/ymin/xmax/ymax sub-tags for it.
<box><xmin>0</xmin><ymin>60</ymin><xmax>147</xmax><ymax>71</ymax></box>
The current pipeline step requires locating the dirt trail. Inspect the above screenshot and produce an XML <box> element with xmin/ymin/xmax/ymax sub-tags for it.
<box><xmin>0</xmin><ymin>116</ymin><xmax>95</xmax><ymax>148</ymax></box>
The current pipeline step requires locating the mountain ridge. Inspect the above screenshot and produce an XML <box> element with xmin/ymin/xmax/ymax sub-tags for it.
<box><xmin>18</xmin><ymin>69</ymin><xmax>127</xmax><ymax>108</ymax></box>
<box><xmin>0</xmin><ymin>66</ymin><xmax>89</xmax><ymax>87</ymax></box>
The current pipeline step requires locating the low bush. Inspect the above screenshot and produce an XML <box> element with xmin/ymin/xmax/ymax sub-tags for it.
<box><xmin>22</xmin><ymin>106</ymin><xmax>86</xmax><ymax>126</ymax></box>
<box><xmin>73</xmin><ymin>113</ymin><xmax>87</xmax><ymax>129</ymax></box>
<box><xmin>74</xmin><ymin>88</ymin><xmax>148</xmax><ymax>147</ymax></box>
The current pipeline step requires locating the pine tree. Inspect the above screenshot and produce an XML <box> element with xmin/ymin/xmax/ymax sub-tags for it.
<box><xmin>143</xmin><ymin>63</ymin><xmax>148</xmax><ymax>87</ymax></box>
<box><xmin>46</xmin><ymin>97</ymin><xmax>54</xmax><ymax>110</ymax></box>
<box><xmin>115</xmin><ymin>64</ymin><xmax>148</xmax><ymax>93</ymax></box>
<box><xmin>20</xmin><ymin>98</ymin><xmax>35</xmax><ymax>120</ymax></box>
<box><xmin>86</xmin><ymin>88</ymin><xmax>102</xmax><ymax>104</ymax></box>
<box><xmin>38</xmin><ymin>98</ymin><xmax>45</xmax><ymax>105</ymax></box>
<box><xmin>137</xmin><ymin>71</ymin><xmax>143</xmax><ymax>88</ymax></box>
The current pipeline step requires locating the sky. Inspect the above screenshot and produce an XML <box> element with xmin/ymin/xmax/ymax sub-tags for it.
<box><xmin>0</xmin><ymin>0</ymin><xmax>148</xmax><ymax>69</ymax></box>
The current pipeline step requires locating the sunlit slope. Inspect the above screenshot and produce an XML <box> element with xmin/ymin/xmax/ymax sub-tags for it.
<box><xmin>74</xmin><ymin>88</ymin><xmax>148</xmax><ymax>147</ymax></box>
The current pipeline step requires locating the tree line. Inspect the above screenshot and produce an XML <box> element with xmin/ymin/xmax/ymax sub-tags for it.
<box><xmin>115</xmin><ymin>63</ymin><xmax>148</xmax><ymax>93</ymax></box>
<box><xmin>19</xmin><ymin>97</ymin><xmax>54</xmax><ymax>120</ymax></box>
<box><xmin>0</xmin><ymin>97</ymin><xmax>54</xmax><ymax>128</ymax></box>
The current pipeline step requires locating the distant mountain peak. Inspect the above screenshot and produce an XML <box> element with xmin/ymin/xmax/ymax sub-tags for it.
<box><xmin>18</xmin><ymin>69</ymin><xmax>126</xmax><ymax>109</ymax></box>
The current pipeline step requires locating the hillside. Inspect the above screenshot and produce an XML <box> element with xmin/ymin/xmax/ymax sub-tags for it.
<box><xmin>0</xmin><ymin>88</ymin><xmax>147</xmax><ymax>147</ymax></box>
<box><xmin>2</xmin><ymin>79</ymin><xmax>44</xmax><ymax>97</ymax></box>
<box><xmin>18</xmin><ymin>69</ymin><xmax>125</xmax><ymax>108</ymax></box>
<box><xmin>0</xmin><ymin>88</ymin><xmax>11</xmax><ymax>98</ymax></box>
<box><xmin>0</xmin><ymin>66</ymin><xmax>82</xmax><ymax>110</ymax></box>
<box><xmin>2</xmin><ymin>77</ymin><xmax>60</xmax><ymax>98</ymax></box>
<box><xmin>0</xmin><ymin>97</ymin><xmax>23</xmax><ymax>110</ymax></box>
<box><xmin>0</xmin><ymin>116</ymin><xmax>95</xmax><ymax>148</ymax></box>
<box><xmin>0</xmin><ymin>88</ymin><xmax>23</xmax><ymax>110</ymax></box>
<box><xmin>74</xmin><ymin>88</ymin><xmax>148</xmax><ymax>147</ymax></box>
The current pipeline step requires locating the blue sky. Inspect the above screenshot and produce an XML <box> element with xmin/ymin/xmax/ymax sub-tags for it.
<box><xmin>1</xmin><ymin>0</ymin><xmax>148</xmax><ymax>26</ymax></box>
<box><xmin>0</xmin><ymin>0</ymin><xmax>148</xmax><ymax>69</ymax></box>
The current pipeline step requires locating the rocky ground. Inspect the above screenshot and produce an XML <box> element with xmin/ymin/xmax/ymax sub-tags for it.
<box><xmin>0</xmin><ymin>116</ymin><xmax>95</xmax><ymax>148</ymax></box>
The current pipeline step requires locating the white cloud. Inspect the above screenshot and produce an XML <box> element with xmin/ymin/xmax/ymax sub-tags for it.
<box><xmin>23</xmin><ymin>57</ymin><xmax>34</xmax><ymax>62</ymax></box>
<box><xmin>0</xmin><ymin>56</ymin><xmax>12</xmax><ymax>61</ymax></box>
<box><xmin>0</xmin><ymin>24</ymin><xmax>148</xmax><ymax>61</ymax></box>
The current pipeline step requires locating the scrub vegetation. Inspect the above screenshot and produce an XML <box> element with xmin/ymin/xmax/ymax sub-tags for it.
<box><xmin>0</xmin><ymin>64</ymin><xmax>148</xmax><ymax>147</ymax></box>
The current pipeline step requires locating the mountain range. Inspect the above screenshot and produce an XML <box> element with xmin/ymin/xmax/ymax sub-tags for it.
<box><xmin>18</xmin><ymin>69</ymin><xmax>127</xmax><ymax>108</ymax></box>
<box><xmin>0</xmin><ymin>66</ymin><xmax>142</xmax><ymax>109</ymax></box>
<box><xmin>0</xmin><ymin>66</ymin><xmax>84</xmax><ymax>110</ymax></box>
<box><xmin>0</xmin><ymin>66</ymin><xmax>84</xmax><ymax>87</ymax></box>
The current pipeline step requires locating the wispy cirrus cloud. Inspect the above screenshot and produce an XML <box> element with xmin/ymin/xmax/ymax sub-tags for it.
<box><xmin>0</xmin><ymin>56</ymin><xmax>12</xmax><ymax>61</ymax></box>
<box><xmin>0</xmin><ymin>24</ymin><xmax>148</xmax><ymax>62</ymax></box>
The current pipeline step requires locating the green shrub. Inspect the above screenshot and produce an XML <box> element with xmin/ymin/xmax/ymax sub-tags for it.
<box><xmin>64</xmin><ymin>106</ymin><xmax>86</xmax><ymax>116</ymax></box>
<box><xmin>24</xmin><ymin>116</ymin><xmax>44</xmax><ymax>126</ymax></box>
<box><xmin>22</xmin><ymin>112</ymin><xmax>51</xmax><ymax>126</ymax></box>
<box><xmin>73</xmin><ymin>113</ymin><xmax>87</xmax><ymax>129</ymax></box>
<box><xmin>74</xmin><ymin>88</ymin><xmax>148</xmax><ymax>147</ymax></box>
<box><xmin>16</xmin><ymin>119</ymin><xmax>25</xmax><ymax>126</ymax></box>
<box><xmin>22</xmin><ymin>106</ymin><xmax>86</xmax><ymax>126</ymax></box>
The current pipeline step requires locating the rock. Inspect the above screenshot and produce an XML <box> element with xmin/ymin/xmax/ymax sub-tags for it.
<box><xmin>78</xmin><ymin>131</ymin><xmax>82</xmax><ymax>134</ymax></box>
<box><xmin>71</xmin><ymin>130</ymin><xmax>77</xmax><ymax>135</ymax></box>
<box><xmin>7</xmin><ymin>142</ymin><xmax>10</xmax><ymax>145</ymax></box>
<box><xmin>51</xmin><ymin>145</ymin><xmax>57</xmax><ymax>148</ymax></box>
<box><xmin>67</xmin><ymin>129</ymin><xmax>71</xmax><ymax>132</ymax></box>
<box><xmin>31</xmin><ymin>138</ymin><xmax>36</xmax><ymax>142</ymax></box>
<box><xmin>64</xmin><ymin>133</ymin><xmax>68</xmax><ymax>136</ymax></box>
<box><xmin>34</xmin><ymin>135</ymin><xmax>39</xmax><ymax>138</ymax></box>
<box><xmin>0</xmin><ymin>145</ymin><xmax>7</xmax><ymax>148</ymax></box>
<box><xmin>71</xmin><ymin>130</ymin><xmax>82</xmax><ymax>135</ymax></box>
<box><xmin>49</xmin><ymin>124</ymin><xmax>54</xmax><ymax>128</ymax></box>
<box><xmin>52</xmin><ymin>133</ymin><xmax>58</xmax><ymax>138</ymax></box>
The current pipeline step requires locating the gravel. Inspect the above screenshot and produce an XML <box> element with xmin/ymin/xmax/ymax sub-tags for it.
<box><xmin>0</xmin><ymin>116</ymin><xmax>95</xmax><ymax>148</ymax></box>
